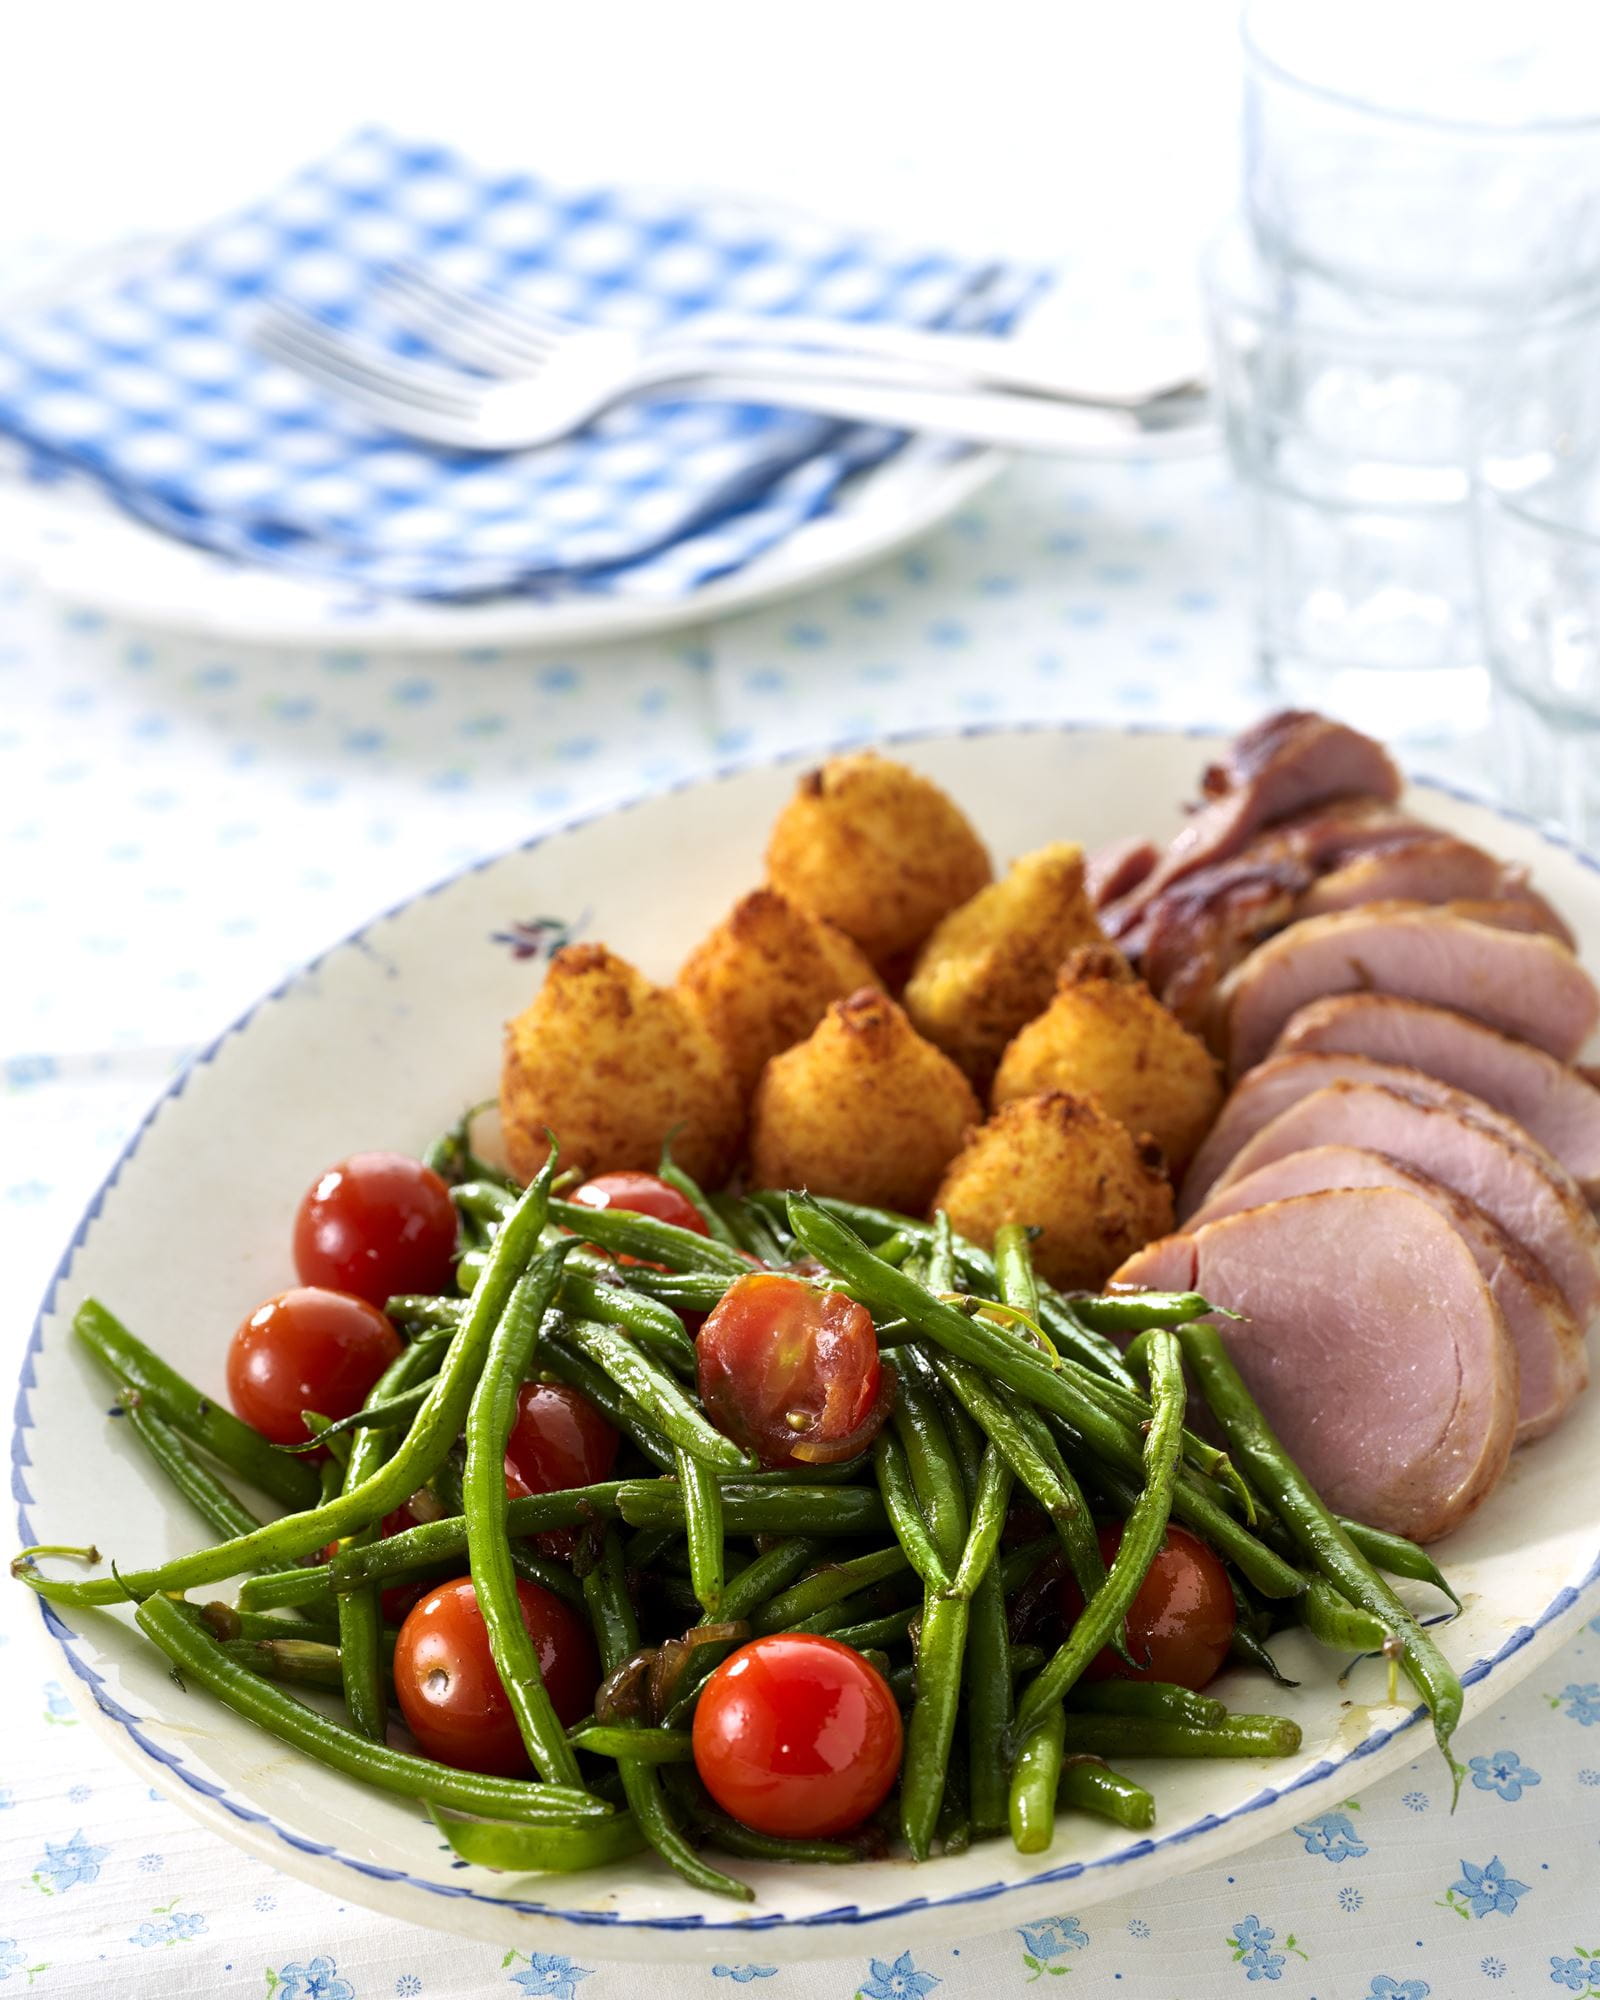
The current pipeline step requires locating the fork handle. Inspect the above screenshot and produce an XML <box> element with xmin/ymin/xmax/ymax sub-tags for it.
<box><xmin>671</xmin><ymin>311</ymin><xmax>1204</xmax><ymax>408</ymax></box>
<box><xmin>641</xmin><ymin>368</ymin><xmax>1214</xmax><ymax>455</ymax></box>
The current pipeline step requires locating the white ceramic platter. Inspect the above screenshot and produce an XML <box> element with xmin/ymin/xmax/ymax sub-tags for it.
<box><xmin>14</xmin><ymin>724</ymin><xmax>1600</xmax><ymax>1962</ymax></box>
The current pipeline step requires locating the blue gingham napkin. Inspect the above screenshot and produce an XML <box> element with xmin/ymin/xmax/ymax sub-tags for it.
<box><xmin>0</xmin><ymin>132</ymin><xmax>1044</xmax><ymax>601</ymax></box>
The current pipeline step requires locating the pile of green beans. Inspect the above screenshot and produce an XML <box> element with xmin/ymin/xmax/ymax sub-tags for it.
<box><xmin>13</xmin><ymin>1137</ymin><xmax>1467</xmax><ymax>1899</ymax></box>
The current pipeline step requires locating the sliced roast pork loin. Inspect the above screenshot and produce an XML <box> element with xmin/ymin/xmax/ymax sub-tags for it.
<box><xmin>1087</xmin><ymin>837</ymin><xmax>1160</xmax><ymax>910</ymax></box>
<box><xmin>1294</xmin><ymin>837</ymin><xmax>1574</xmax><ymax>947</ymax></box>
<box><xmin>1205</xmin><ymin>1081</ymin><xmax>1600</xmax><ymax>1340</ymax></box>
<box><xmin>1273</xmin><ymin>995</ymin><xmax>1600</xmax><ymax>1206</ymax></box>
<box><xmin>1216</xmin><ymin>906</ymin><xmax>1600</xmax><ymax>1078</ymax></box>
<box><xmin>1113</xmin><ymin>1188</ymin><xmax>1516</xmax><ymax>1541</ymax></box>
<box><xmin>1180</xmin><ymin>1050</ymin><xmax>1567</xmax><ymax>1216</ymax></box>
<box><xmin>1101</xmin><ymin>712</ymin><xmax>1403</xmax><ymax>935</ymax></box>
<box><xmin>1186</xmin><ymin>1144</ymin><xmax>1584</xmax><ymax>1443</ymax></box>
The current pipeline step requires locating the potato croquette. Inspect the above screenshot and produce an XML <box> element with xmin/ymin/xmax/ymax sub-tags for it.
<box><xmin>992</xmin><ymin>945</ymin><xmax>1222</xmax><ymax>1177</ymax></box>
<box><xmin>934</xmin><ymin>1090</ymin><xmax>1174</xmax><ymax>1289</ymax></box>
<box><xmin>501</xmin><ymin>943</ymin><xmax>741</xmax><ymax>1187</ymax></box>
<box><xmin>749</xmin><ymin>987</ymin><xmax>982</xmax><ymax>1213</ymax></box>
<box><xmin>764</xmin><ymin>751</ymin><xmax>992</xmax><ymax>972</ymax></box>
<box><xmin>676</xmin><ymin>887</ymin><xmax>882</xmax><ymax>1097</ymax></box>
<box><xmin>903</xmin><ymin>842</ymin><xmax>1105</xmax><ymax>1088</ymax></box>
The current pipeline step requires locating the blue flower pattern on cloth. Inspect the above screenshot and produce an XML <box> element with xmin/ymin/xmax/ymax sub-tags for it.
<box><xmin>1018</xmin><ymin>1918</ymin><xmax>1088</xmax><ymax>1978</ymax></box>
<box><xmin>1446</xmin><ymin>1857</ymin><xmax>1532</xmax><ymax>1919</ymax></box>
<box><xmin>1294</xmin><ymin>1809</ymin><xmax>1369</xmax><ymax>1861</ymax></box>
<box><xmin>711</xmin><ymin>1974</ymin><xmax>777</xmax><ymax>1985</ymax></box>
<box><xmin>507</xmin><ymin>1955</ymin><xmax>594</xmax><ymax>2000</ymax></box>
<box><xmin>269</xmin><ymin>1958</ymin><xmax>354</xmax><ymax>2000</ymax></box>
<box><xmin>1366</xmin><ymin>1981</ymin><xmax>1429</xmax><ymax>2000</ymax></box>
<box><xmin>31</xmin><ymin>1830</ymin><xmax>107</xmax><ymax>1894</ymax></box>
<box><xmin>1549</xmin><ymin>1950</ymin><xmax>1600</xmax><ymax>1996</ymax></box>
<box><xmin>1556</xmin><ymin>1684</ymin><xmax>1600</xmax><ymax>1726</ymax></box>
<box><xmin>130</xmin><ymin>1906</ymin><xmax>206</xmax><ymax>1947</ymax></box>
<box><xmin>1469</xmin><ymin>1751</ymin><xmax>1542</xmax><ymax>1800</ymax></box>
<box><xmin>858</xmin><ymin>1954</ymin><xmax>940</xmax><ymax>2000</ymax></box>
<box><xmin>1226</xmin><ymin>1917</ymin><xmax>1307</xmax><ymax>1982</ymax></box>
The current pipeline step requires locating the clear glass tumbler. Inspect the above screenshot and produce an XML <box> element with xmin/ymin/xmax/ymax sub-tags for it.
<box><xmin>1204</xmin><ymin>226</ymin><xmax>1600</xmax><ymax>741</ymax></box>
<box><xmin>1243</xmin><ymin>0</ymin><xmax>1600</xmax><ymax>310</ymax></box>
<box><xmin>1477</xmin><ymin>467</ymin><xmax>1600</xmax><ymax>845</ymax></box>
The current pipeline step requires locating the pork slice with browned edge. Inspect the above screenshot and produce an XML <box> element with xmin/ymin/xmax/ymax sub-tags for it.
<box><xmin>1206</xmin><ymin>1081</ymin><xmax>1600</xmax><ymax>1340</ymax></box>
<box><xmin>1273</xmin><ymin>994</ymin><xmax>1600</xmax><ymax>1207</ymax></box>
<box><xmin>1217</xmin><ymin>907</ymin><xmax>1600</xmax><ymax>1077</ymax></box>
<box><xmin>1113</xmin><ymin>1188</ymin><xmax>1516</xmax><ymax>1542</ymax></box>
<box><xmin>1187</xmin><ymin>1144</ymin><xmax>1583</xmax><ymax>1444</ymax></box>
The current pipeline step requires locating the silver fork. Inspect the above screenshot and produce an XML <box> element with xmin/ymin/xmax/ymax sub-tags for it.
<box><xmin>252</xmin><ymin>302</ymin><xmax>1213</xmax><ymax>455</ymax></box>
<box><xmin>373</xmin><ymin>262</ymin><xmax>1207</xmax><ymax>409</ymax></box>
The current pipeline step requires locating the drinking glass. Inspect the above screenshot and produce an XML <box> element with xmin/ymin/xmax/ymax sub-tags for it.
<box><xmin>1243</xmin><ymin>0</ymin><xmax>1600</xmax><ymax>309</ymax></box>
<box><xmin>1477</xmin><ymin>466</ymin><xmax>1600</xmax><ymax>845</ymax></box>
<box><xmin>1203</xmin><ymin>226</ymin><xmax>1600</xmax><ymax>740</ymax></box>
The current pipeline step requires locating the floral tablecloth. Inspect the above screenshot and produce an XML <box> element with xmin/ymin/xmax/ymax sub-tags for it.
<box><xmin>2</xmin><ymin>450</ymin><xmax>1595</xmax><ymax>1999</ymax></box>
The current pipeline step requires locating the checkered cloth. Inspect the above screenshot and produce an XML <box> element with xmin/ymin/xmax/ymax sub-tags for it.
<box><xmin>0</xmin><ymin>132</ymin><xmax>1043</xmax><ymax>601</ymax></box>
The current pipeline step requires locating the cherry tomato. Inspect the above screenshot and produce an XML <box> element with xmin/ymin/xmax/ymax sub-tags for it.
<box><xmin>227</xmin><ymin>1288</ymin><xmax>401</xmax><ymax>1446</ymax></box>
<box><xmin>503</xmin><ymin>1380</ymin><xmax>620</xmax><ymax>1559</ymax></box>
<box><xmin>392</xmin><ymin>1575</ymin><xmax>599</xmax><ymax>1776</ymax></box>
<box><xmin>692</xmin><ymin>1633</ymin><xmax>902</xmax><ymax>1839</ymax></box>
<box><xmin>568</xmin><ymin>1170</ymin><xmax>710</xmax><ymax>1237</ymax></box>
<box><xmin>293</xmin><ymin>1152</ymin><xmax>458</xmax><ymax>1307</ymax></box>
<box><xmin>696</xmin><ymin>1271</ymin><xmax>891</xmax><ymax>1469</ymax></box>
<box><xmin>1059</xmin><ymin>1522</ymin><xmax>1236</xmax><ymax>1691</ymax></box>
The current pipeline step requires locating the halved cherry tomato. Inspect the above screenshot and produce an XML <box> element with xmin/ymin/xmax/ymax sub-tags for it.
<box><xmin>692</xmin><ymin>1633</ymin><xmax>902</xmax><ymax>1838</ymax></box>
<box><xmin>569</xmin><ymin>1170</ymin><xmax>709</xmax><ymax>1237</ymax></box>
<box><xmin>696</xmin><ymin>1271</ymin><xmax>891</xmax><ymax>1469</ymax></box>
<box><xmin>226</xmin><ymin>1287</ymin><xmax>402</xmax><ymax>1446</ymax></box>
<box><xmin>1058</xmin><ymin>1522</ymin><xmax>1235</xmax><ymax>1690</ymax></box>
<box><xmin>503</xmin><ymin>1380</ymin><xmax>620</xmax><ymax>1558</ymax></box>
<box><xmin>293</xmin><ymin>1152</ymin><xmax>458</xmax><ymax>1306</ymax></box>
<box><xmin>392</xmin><ymin>1575</ymin><xmax>598</xmax><ymax>1777</ymax></box>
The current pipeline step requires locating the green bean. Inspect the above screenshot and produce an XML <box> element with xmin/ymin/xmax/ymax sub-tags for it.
<box><xmin>556</xmin><ymin>1317</ymin><xmax>753</xmax><ymax>1472</ymax></box>
<box><xmin>616</xmin><ymin>1480</ymin><xmax>887</xmax><ymax>1538</ymax></box>
<box><xmin>675</xmin><ymin>1447</ymin><xmax>725</xmax><ymax>1618</ymax></box>
<box><xmin>787</xmin><ymin>1195</ymin><xmax>1301</xmax><ymax>1599</ymax></box>
<box><xmin>464</xmin><ymin>1244</ymin><xmax>583</xmax><ymax>1786</ymax></box>
<box><xmin>549</xmin><ymin>1197</ymin><xmax>750</xmax><ymax>1275</ymax></box>
<box><xmin>622</xmin><ymin>1524</ymin><xmax>679</xmax><ymax>1572</ymax></box>
<box><xmin>709</xmin><ymin>1193</ymin><xmax>787</xmax><ymax>1266</ymax></box>
<box><xmin>738</xmin><ymin>1457</ymin><xmax>871</xmax><ymax>1488</ymax></box>
<box><xmin>328</xmin><ymin>1483</ymin><xmax>628</xmax><ymax>1592</ymax></box>
<box><xmin>952</xmin><ymin>1446</ymin><xmax>1011</xmax><ymax>1599</ymax></box>
<box><xmin>21</xmin><ymin>1167</ymin><xmax>562</xmax><ymax>1608</ymax></box>
<box><xmin>115</xmin><ymin>1390</ymin><xmax>267</xmax><ymax>1546</ymax></box>
<box><xmin>425</xmin><ymin>1110</ymin><xmax>517</xmax><ymax>1192</ymax></box>
<box><xmin>1069</xmin><ymin>1291</ymin><xmax>1217</xmax><ymax>1335</ymax></box>
<box><xmin>384</xmin><ymin>1295</ymin><xmax>467</xmax><ymax>1336</ymax></box>
<box><xmin>992</xmin><ymin>1221</ymin><xmax>1041</xmax><ymax>1321</ymax></box>
<box><xmin>199</xmin><ymin>1602</ymin><xmax>338</xmax><ymax>1643</ymax></box>
<box><xmin>136</xmin><ymin>1593</ymin><xmax>607</xmax><ymax>1821</ymax></box>
<box><xmin>74</xmin><ymin>1300</ymin><xmax>320</xmax><ymax>1510</ymax></box>
<box><xmin>221</xmin><ymin>1637</ymin><xmax>346</xmax><ymax>1690</ymax></box>
<box><xmin>926</xmin><ymin>1209</ymin><xmax>958</xmax><ymax>1294</ymax></box>
<box><xmin>938</xmin><ymin>1382</ymin><xmax>1012</xmax><ymax>1841</ymax></box>
<box><xmin>873</xmin><ymin>1430</ymin><xmax>952</xmax><ymax>1592</ymax></box>
<box><xmin>1060</xmin><ymin>1712</ymin><xmax>1302</xmax><ymax>1759</ymax></box>
<box><xmin>539</xmin><ymin>1327</ymin><xmax>676</xmax><ymax>1472</ymax></box>
<box><xmin>556</xmin><ymin>1270</ymin><xmax>698</xmax><ymax>1376</ymax></box>
<box><xmin>1069</xmin><ymin>1681</ymin><xmax>1227</xmax><ymax>1727</ymax></box>
<box><xmin>1000</xmin><ymin>1536</ymin><xmax>1061</xmax><ymax>1596</ymax></box>
<box><xmin>1015</xmin><ymin>1328</ymin><xmax>1186</xmax><ymax>1738</ymax></box>
<box><xmin>1009</xmin><ymin>1699</ymin><xmax>1065</xmax><ymax>1853</ymax></box>
<box><xmin>582</xmin><ymin>1528</ymin><xmax>751</xmax><ymax>1901</ymax></box>
<box><xmin>1009</xmin><ymin>1643</ymin><xmax>1047</xmax><ymax>1678</ymax></box>
<box><xmin>450</xmin><ymin>1177</ymin><xmax>517</xmax><ymax>1226</ymax></box>
<box><xmin>660</xmin><ymin>1766</ymin><xmax>866</xmax><ymax>1864</ymax></box>
<box><xmin>1057</xmin><ymin>1755</ymin><xmax>1155</xmax><ymax>1830</ymax></box>
<box><xmin>1301</xmin><ymin>1574</ymin><xmax>1393</xmax><ymax>1655</ymax></box>
<box><xmin>1225</xmin><ymin>1570</ymin><xmax>1300</xmax><ymax>1688</ymax></box>
<box><xmin>890</xmin><ymin>1362</ymin><xmax>967</xmax><ymax>1569</ymax></box>
<box><xmin>336</xmin><ymin>1329</ymin><xmax>451</xmax><ymax>1740</ymax></box>
<box><xmin>659</xmin><ymin>1537</ymin><xmax>823</xmax><ymax>1727</ymax></box>
<box><xmin>505</xmin><ymin>1545</ymin><xmax>585</xmax><ymax>1614</ymax></box>
<box><xmin>237</xmin><ymin>1565</ymin><xmax>339</xmax><ymax>1614</ymax></box>
<box><xmin>1175</xmin><ymin>1320</ymin><xmax>1464</xmax><ymax>1786</ymax></box>
<box><xmin>570</xmin><ymin>1724</ymin><xmax>693</xmax><ymax>1763</ymax></box>
<box><xmin>1339</xmin><ymin>1520</ymin><xmax>1462</xmax><ymax>1614</ymax></box>
<box><xmin>559</xmin><ymin>1255</ymin><xmax>734</xmax><ymax>1314</ymax></box>
<box><xmin>873</xmin><ymin>1229</ymin><xmax>916</xmax><ymax>1267</ymax></box>
<box><xmin>753</xmin><ymin>1546</ymin><xmax>911</xmax><ymax>1634</ymax></box>
<box><xmin>1057</xmin><ymin>1354</ymin><xmax>1253</xmax><ymax>1514</ymax></box>
<box><xmin>272</xmin><ymin>1378</ymin><xmax>445</xmax><ymax>1456</ymax></box>
<box><xmin>831</xmin><ymin>1605</ymin><xmax>919</xmax><ymax>1652</ymax></box>
<box><xmin>431</xmin><ymin>1806</ymin><xmax>648</xmax><ymax>1872</ymax></box>
<box><xmin>656</xmin><ymin>1147</ymin><xmax>740</xmax><ymax>1250</ymax></box>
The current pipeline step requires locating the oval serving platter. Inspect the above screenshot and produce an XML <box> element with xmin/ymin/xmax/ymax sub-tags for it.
<box><xmin>14</xmin><ymin>723</ymin><xmax>1600</xmax><ymax>1961</ymax></box>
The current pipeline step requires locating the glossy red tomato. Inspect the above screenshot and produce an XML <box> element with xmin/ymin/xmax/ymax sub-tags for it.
<box><xmin>392</xmin><ymin>1576</ymin><xmax>599</xmax><ymax>1776</ymax></box>
<box><xmin>293</xmin><ymin>1152</ymin><xmax>458</xmax><ymax>1307</ymax></box>
<box><xmin>227</xmin><ymin>1288</ymin><xmax>401</xmax><ymax>1446</ymax></box>
<box><xmin>1059</xmin><ymin>1522</ymin><xmax>1236</xmax><ymax>1690</ymax></box>
<box><xmin>569</xmin><ymin>1170</ymin><xmax>710</xmax><ymax>1236</ymax></box>
<box><xmin>692</xmin><ymin>1633</ymin><xmax>902</xmax><ymax>1838</ymax></box>
<box><xmin>503</xmin><ymin>1380</ymin><xmax>620</xmax><ymax>1558</ymax></box>
<box><xmin>696</xmin><ymin>1272</ymin><xmax>890</xmax><ymax>1469</ymax></box>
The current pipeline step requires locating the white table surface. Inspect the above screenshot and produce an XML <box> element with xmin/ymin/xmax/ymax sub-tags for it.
<box><xmin>2</xmin><ymin>6</ymin><xmax>1595</xmax><ymax>1992</ymax></box>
